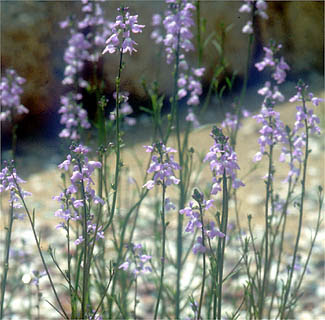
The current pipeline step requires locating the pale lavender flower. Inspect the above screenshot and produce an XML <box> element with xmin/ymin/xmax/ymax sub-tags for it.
<box><xmin>54</xmin><ymin>144</ymin><xmax>104</xmax><ymax>244</ymax></box>
<box><xmin>143</xmin><ymin>142</ymin><xmax>181</xmax><ymax>189</ymax></box>
<box><xmin>164</xmin><ymin>197</ymin><xmax>176</xmax><ymax>211</ymax></box>
<box><xmin>0</xmin><ymin>162</ymin><xmax>31</xmax><ymax>209</ymax></box>
<box><xmin>204</xmin><ymin>127</ymin><xmax>244</xmax><ymax>194</ymax></box>
<box><xmin>161</xmin><ymin>0</ymin><xmax>196</xmax><ymax>64</ymax></box>
<box><xmin>58</xmin><ymin>94</ymin><xmax>91</xmax><ymax>140</ymax></box>
<box><xmin>119</xmin><ymin>243</ymin><xmax>152</xmax><ymax>278</ymax></box>
<box><xmin>255</xmin><ymin>44</ymin><xmax>290</xmax><ymax>85</ymax></box>
<box><xmin>102</xmin><ymin>7</ymin><xmax>145</xmax><ymax>55</ymax></box>
<box><xmin>280</xmin><ymin>82</ymin><xmax>322</xmax><ymax>182</ymax></box>
<box><xmin>253</xmin><ymin>104</ymin><xmax>287</xmax><ymax>162</ymax></box>
<box><xmin>239</xmin><ymin>0</ymin><xmax>268</xmax><ymax>34</ymax></box>
<box><xmin>192</xmin><ymin>236</ymin><xmax>206</xmax><ymax>254</ymax></box>
<box><xmin>0</xmin><ymin>69</ymin><xmax>28</xmax><ymax>122</ymax></box>
<box><xmin>109</xmin><ymin>91</ymin><xmax>136</xmax><ymax>126</ymax></box>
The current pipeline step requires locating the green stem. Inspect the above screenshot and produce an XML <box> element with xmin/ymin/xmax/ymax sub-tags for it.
<box><xmin>0</xmin><ymin>205</ymin><xmax>14</xmax><ymax>319</ymax></box>
<box><xmin>258</xmin><ymin>128</ymin><xmax>274</xmax><ymax>319</ymax></box>
<box><xmin>197</xmin><ymin>202</ymin><xmax>206</xmax><ymax>320</ymax></box>
<box><xmin>14</xmin><ymin>189</ymin><xmax>68</xmax><ymax>318</ymax></box>
<box><xmin>154</xmin><ymin>184</ymin><xmax>167</xmax><ymax>320</ymax></box>
<box><xmin>279</xmin><ymin>96</ymin><xmax>309</xmax><ymax>319</ymax></box>
<box><xmin>217</xmin><ymin>170</ymin><xmax>228</xmax><ymax>320</ymax></box>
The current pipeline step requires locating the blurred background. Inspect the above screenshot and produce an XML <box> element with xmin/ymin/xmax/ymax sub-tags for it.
<box><xmin>1</xmin><ymin>0</ymin><xmax>324</xmax><ymax>152</ymax></box>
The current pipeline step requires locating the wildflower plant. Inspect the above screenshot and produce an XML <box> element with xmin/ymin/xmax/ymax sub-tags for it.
<box><xmin>1</xmin><ymin>1</ymin><xmax>324</xmax><ymax>320</ymax></box>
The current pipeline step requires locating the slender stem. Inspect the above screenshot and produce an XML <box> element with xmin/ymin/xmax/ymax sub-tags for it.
<box><xmin>197</xmin><ymin>202</ymin><xmax>206</xmax><ymax>320</ymax></box>
<box><xmin>280</xmin><ymin>96</ymin><xmax>309</xmax><ymax>319</ymax></box>
<box><xmin>134</xmin><ymin>277</ymin><xmax>138</xmax><ymax>320</ymax></box>
<box><xmin>258</xmin><ymin>118</ymin><xmax>274</xmax><ymax>318</ymax></box>
<box><xmin>11</xmin><ymin>123</ymin><xmax>18</xmax><ymax>163</ymax></box>
<box><xmin>110</xmin><ymin>49</ymin><xmax>124</xmax><ymax>228</ymax></box>
<box><xmin>79</xmin><ymin>160</ymin><xmax>89</xmax><ymax>319</ymax></box>
<box><xmin>217</xmin><ymin>170</ymin><xmax>228</xmax><ymax>320</ymax></box>
<box><xmin>154</xmin><ymin>184</ymin><xmax>167</xmax><ymax>320</ymax></box>
<box><xmin>0</xmin><ymin>205</ymin><xmax>14</xmax><ymax>319</ymax></box>
<box><xmin>14</xmin><ymin>190</ymin><xmax>68</xmax><ymax>318</ymax></box>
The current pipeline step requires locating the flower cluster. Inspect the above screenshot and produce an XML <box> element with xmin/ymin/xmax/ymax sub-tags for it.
<box><xmin>59</xmin><ymin>0</ymin><xmax>112</xmax><ymax>139</ymax></box>
<box><xmin>204</xmin><ymin>127</ymin><xmax>244</xmax><ymax>194</ymax></box>
<box><xmin>279</xmin><ymin>82</ymin><xmax>322</xmax><ymax>182</ymax></box>
<box><xmin>178</xmin><ymin>67</ymin><xmax>205</xmax><ymax>106</ymax></box>
<box><xmin>180</xmin><ymin>191</ymin><xmax>224</xmax><ymax>255</ymax></box>
<box><xmin>253</xmin><ymin>43</ymin><xmax>290</xmax><ymax>163</ymax></box>
<box><xmin>161</xmin><ymin>0</ymin><xmax>195</xmax><ymax>64</ymax></box>
<box><xmin>53</xmin><ymin>144</ymin><xmax>104</xmax><ymax>245</ymax></box>
<box><xmin>143</xmin><ymin>142</ymin><xmax>181</xmax><ymax>190</ymax></box>
<box><xmin>58</xmin><ymin>94</ymin><xmax>91</xmax><ymax>140</ymax></box>
<box><xmin>221</xmin><ymin>108</ymin><xmax>251</xmax><ymax>133</ymax></box>
<box><xmin>0</xmin><ymin>69</ymin><xmax>28</xmax><ymax>122</ymax></box>
<box><xmin>255</xmin><ymin>44</ymin><xmax>290</xmax><ymax>85</ymax></box>
<box><xmin>119</xmin><ymin>243</ymin><xmax>152</xmax><ymax>278</ymax></box>
<box><xmin>102</xmin><ymin>6</ymin><xmax>145</xmax><ymax>55</ymax></box>
<box><xmin>109</xmin><ymin>91</ymin><xmax>136</xmax><ymax>126</ymax></box>
<box><xmin>151</xmin><ymin>13</ymin><xmax>164</xmax><ymax>44</ymax></box>
<box><xmin>0</xmin><ymin>162</ymin><xmax>31</xmax><ymax>209</ymax></box>
<box><xmin>239</xmin><ymin>0</ymin><xmax>268</xmax><ymax>34</ymax></box>
<box><xmin>60</xmin><ymin>0</ymin><xmax>112</xmax><ymax>84</ymax></box>
<box><xmin>253</xmin><ymin>106</ymin><xmax>287</xmax><ymax>162</ymax></box>
<box><xmin>152</xmin><ymin>1</ymin><xmax>204</xmax><ymax>119</ymax></box>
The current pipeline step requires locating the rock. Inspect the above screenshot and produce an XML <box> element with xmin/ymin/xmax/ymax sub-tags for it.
<box><xmin>1</xmin><ymin>1</ymin><xmax>323</xmax><ymax>137</ymax></box>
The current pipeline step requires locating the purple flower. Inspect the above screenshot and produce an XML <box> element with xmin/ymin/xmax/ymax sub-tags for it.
<box><xmin>0</xmin><ymin>69</ymin><xmax>28</xmax><ymax>122</ymax></box>
<box><xmin>102</xmin><ymin>7</ymin><xmax>145</xmax><ymax>55</ymax></box>
<box><xmin>239</xmin><ymin>0</ymin><xmax>268</xmax><ymax>35</ymax></box>
<box><xmin>143</xmin><ymin>142</ymin><xmax>181</xmax><ymax>189</ymax></box>
<box><xmin>280</xmin><ymin>82</ymin><xmax>322</xmax><ymax>182</ymax></box>
<box><xmin>255</xmin><ymin>44</ymin><xmax>290</xmax><ymax>85</ymax></box>
<box><xmin>58</xmin><ymin>93</ymin><xmax>91</xmax><ymax>140</ymax></box>
<box><xmin>192</xmin><ymin>236</ymin><xmax>206</xmax><ymax>254</ymax></box>
<box><xmin>54</xmin><ymin>144</ymin><xmax>104</xmax><ymax>244</ymax></box>
<box><xmin>0</xmin><ymin>162</ymin><xmax>31</xmax><ymax>209</ymax></box>
<box><xmin>204</xmin><ymin>127</ymin><xmax>244</xmax><ymax>194</ymax></box>
<box><xmin>119</xmin><ymin>243</ymin><xmax>152</xmax><ymax>278</ymax></box>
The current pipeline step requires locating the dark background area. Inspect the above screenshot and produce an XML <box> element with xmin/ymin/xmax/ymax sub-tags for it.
<box><xmin>1</xmin><ymin>0</ymin><xmax>324</xmax><ymax>152</ymax></box>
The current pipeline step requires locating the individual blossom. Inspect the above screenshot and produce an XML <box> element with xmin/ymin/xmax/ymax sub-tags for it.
<box><xmin>0</xmin><ymin>161</ymin><xmax>32</xmax><ymax>209</ymax></box>
<box><xmin>0</xmin><ymin>69</ymin><xmax>28</xmax><ymax>122</ymax></box>
<box><xmin>118</xmin><ymin>243</ymin><xmax>152</xmax><ymax>278</ymax></box>
<box><xmin>204</xmin><ymin>127</ymin><xmax>244</xmax><ymax>194</ymax></box>
<box><xmin>239</xmin><ymin>0</ymin><xmax>268</xmax><ymax>34</ymax></box>
<box><xmin>102</xmin><ymin>6</ymin><xmax>145</xmax><ymax>55</ymax></box>
<box><xmin>143</xmin><ymin>142</ymin><xmax>181</xmax><ymax>190</ymax></box>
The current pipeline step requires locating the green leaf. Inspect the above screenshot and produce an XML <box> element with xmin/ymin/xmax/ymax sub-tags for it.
<box><xmin>139</xmin><ymin>106</ymin><xmax>153</xmax><ymax>114</ymax></box>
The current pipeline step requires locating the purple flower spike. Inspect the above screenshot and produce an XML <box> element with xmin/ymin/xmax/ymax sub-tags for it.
<box><xmin>0</xmin><ymin>69</ymin><xmax>28</xmax><ymax>122</ymax></box>
<box><xmin>143</xmin><ymin>142</ymin><xmax>180</xmax><ymax>190</ymax></box>
<box><xmin>102</xmin><ymin>7</ymin><xmax>145</xmax><ymax>55</ymax></box>
<box><xmin>0</xmin><ymin>163</ymin><xmax>31</xmax><ymax>209</ymax></box>
<box><xmin>204</xmin><ymin>127</ymin><xmax>244</xmax><ymax>195</ymax></box>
